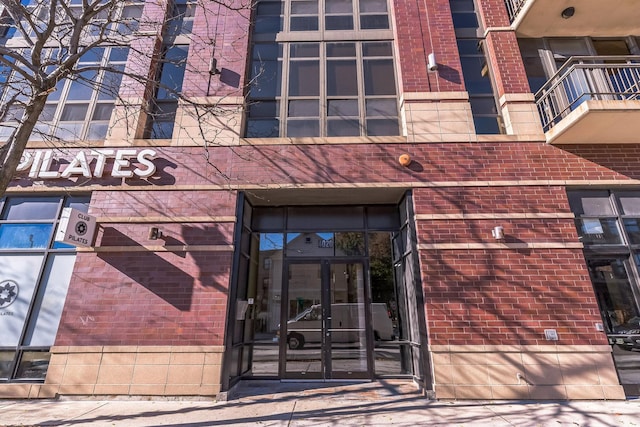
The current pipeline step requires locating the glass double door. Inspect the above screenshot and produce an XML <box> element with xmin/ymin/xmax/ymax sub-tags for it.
<box><xmin>283</xmin><ymin>260</ymin><xmax>371</xmax><ymax>379</ymax></box>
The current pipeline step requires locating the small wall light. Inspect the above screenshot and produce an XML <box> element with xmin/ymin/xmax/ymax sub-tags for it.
<box><xmin>399</xmin><ymin>153</ymin><xmax>412</xmax><ymax>167</ymax></box>
<box><xmin>427</xmin><ymin>53</ymin><xmax>438</xmax><ymax>71</ymax></box>
<box><xmin>561</xmin><ymin>7</ymin><xmax>575</xmax><ymax>19</ymax></box>
<box><xmin>209</xmin><ymin>57</ymin><xmax>221</xmax><ymax>75</ymax></box>
<box><xmin>491</xmin><ymin>226</ymin><xmax>505</xmax><ymax>240</ymax></box>
<box><xmin>148</xmin><ymin>226</ymin><xmax>164</xmax><ymax>240</ymax></box>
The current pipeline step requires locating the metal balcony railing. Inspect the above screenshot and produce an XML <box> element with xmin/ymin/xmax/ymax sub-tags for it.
<box><xmin>534</xmin><ymin>56</ymin><xmax>640</xmax><ymax>132</ymax></box>
<box><xmin>504</xmin><ymin>0</ymin><xmax>526</xmax><ymax>22</ymax></box>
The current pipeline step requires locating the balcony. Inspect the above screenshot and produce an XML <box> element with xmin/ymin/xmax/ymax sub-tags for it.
<box><xmin>535</xmin><ymin>56</ymin><xmax>640</xmax><ymax>144</ymax></box>
<box><xmin>505</xmin><ymin>0</ymin><xmax>640</xmax><ymax>37</ymax></box>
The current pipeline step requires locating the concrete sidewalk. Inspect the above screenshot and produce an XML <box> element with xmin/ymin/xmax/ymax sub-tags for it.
<box><xmin>0</xmin><ymin>381</ymin><xmax>638</xmax><ymax>426</ymax></box>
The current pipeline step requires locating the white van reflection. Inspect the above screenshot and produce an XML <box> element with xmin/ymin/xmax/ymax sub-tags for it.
<box><xmin>286</xmin><ymin>303</ymin><xmax>394</xmax><ymax>350</ymax></box>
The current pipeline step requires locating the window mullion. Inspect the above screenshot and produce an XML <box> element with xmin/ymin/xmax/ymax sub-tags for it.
<box><xmin>356</xmin><ymin>42</ymin><xmax>366</xmax><ymax>137</ymax></box>
<box><xmin>9</xmin><ymin>197</ymin><xmax>62</xmax><ymax>380</ymax></box>
<box><xmin>281</xmin><ymin>44</ymin><xmax>291</xmax><ymax>137</ymax></box>
<box><xmin>83</xmin><ymin>50</ymin><xmax>108</xmax><ymax>139</ymax></box>
<box><xmin>320</xmin><ymin>42</ymin><xmax>327</xmax><ymax>137</ymax></box>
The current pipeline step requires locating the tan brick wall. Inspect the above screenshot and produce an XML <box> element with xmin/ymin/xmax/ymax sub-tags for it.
<box><xmin>25</xmin><ymin>346</ymin><xmax>226</xmax><ymax>399</ymax></box>
<box><xmin>431</xmin><ymin>345</ymin><xmax>625</xmax><ymax>400</ymax></box>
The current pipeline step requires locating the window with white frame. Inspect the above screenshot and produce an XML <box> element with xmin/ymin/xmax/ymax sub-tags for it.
<box><xmin>245</xmin><ymin>0</ymin><xmax>400</xmax><ymax>138</ymax></box>
<box><xmin>0</xmin><ymin>195</ymin><xmax>89</xmax><ymax>382</ymax></box>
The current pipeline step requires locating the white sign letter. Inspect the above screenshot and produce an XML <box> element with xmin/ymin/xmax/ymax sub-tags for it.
<box><xmin>61</xmin><ymin>151</ymin><xmax>92</xmax><ymax>178</ymax></box>
<box><xmin>111</xmin><ymin>149</ymin><xmax>136</xmax><ymax>178</ymax></box>
<box><xmin>134</xmin><ymin>149</ymin><xmax>157</xmax><ymax>178</ymax></box>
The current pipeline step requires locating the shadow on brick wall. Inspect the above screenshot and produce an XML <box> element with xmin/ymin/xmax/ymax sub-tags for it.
<box><xmin>97</xmin><ymin>228</ymin><xmax>196</xmax><ymax>311</ymax></box>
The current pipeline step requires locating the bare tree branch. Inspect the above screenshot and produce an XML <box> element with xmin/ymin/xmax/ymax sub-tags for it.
<box><xmin>0</xmin><ymin>0</ymin><xmax>251</xmax><ymax>195</ymax></box>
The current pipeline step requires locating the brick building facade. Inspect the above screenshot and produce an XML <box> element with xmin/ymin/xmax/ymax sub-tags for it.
<box><xmin>1</xmin><ymin>0</ymin><xmax>639</xmax><ymax>400</ymax></box>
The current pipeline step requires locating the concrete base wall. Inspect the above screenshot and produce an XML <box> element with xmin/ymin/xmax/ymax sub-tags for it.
<box><xmin>431</xmin><ymin>345</ymin><xmax>625</xmax><ymax>400</ymax></box>
<box><xmin>0</xmin><ymin>346</ymin><xmax>224</xmax><ymax>399</ymax></box>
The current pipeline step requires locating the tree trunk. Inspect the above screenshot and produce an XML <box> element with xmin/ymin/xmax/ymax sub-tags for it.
<box><xmin>0</xmin><ymin>94</ymin><xmax>49</xmax><ymax>197</ymax></box>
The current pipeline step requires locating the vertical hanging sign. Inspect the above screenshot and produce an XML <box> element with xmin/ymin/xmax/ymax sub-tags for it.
<box><xmin>54</xmin><ymin>208</ymin><xmax>97</xmax><ymax>247</ymax></box>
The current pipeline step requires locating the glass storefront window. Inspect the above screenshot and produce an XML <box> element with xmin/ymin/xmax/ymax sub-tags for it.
<box><xmin>587</xmin><ymin>258</ymin><xmax>640</xmax><ymax>334</ymax></box>
<box><xmin>0</xmin><ymin>195</ymin><xmax>87</xmax><ymax>382</ymax></box>
<box><xmin>335</xmin><ymin>232</ymin><xmax>365</xmax><ymax>256</ymax></box>
<box><xmin>568</xmin><ymin>190</ymin><xmax>614</xmax><ymax>215</ymax></box>
<box><xmin>286</xmin><ymin>232</ymin><xmax>335</xmax><ymax>257</ymax></box>
<box><xmin>0</xmin><ymin>224</ymin><xmax>53</xmax><ymax>248</ymax></box>
<box><xmin>0</xmin><ymin>351</ymin><xmax>14</xmax><ymax>379</ymax></box>
<box><xmin>15</xmin><ymin>351</ymin><xmax>50</xmax><ymax>380</ymax></box>
<box><xmin>2</xmin><ymin>197</ymin><xmax>60</xmax><ymax>220</ymax></box>
<box><xmin>575</xmin><ymin>217</ymin><xmax>623</xmax><ymax>244</ymax></box>
<box><xmin>369</xmin><ymin>231</ymin><xmax>410</xmax><ymax>375</ymax></box>
<box><xmin>0</xmin><ymin>254</ymin><xmax>45</xmax><ymax>347</ymax></box>
<box><xmin>619</xmin><ymin>192</ymin><xmax>640</xmax><ymax>215</ymax></box>
<box><xmin>624</xmin><ymin>219</ymin><xmax>640</xmax><ymax>244</ymax></box>
<box><xmin>23</xmin><ymin>254</ymin><xmax>76</xmax><ymax>346</ymax></box>
<box><xmin>285</xmin><ymin>232</ymin><xmax>366</xmax><ymax>257</ymax></box>
<box><xmin>569</xmin><ymin>190</ymin><xmax>640</xmax><ymax>394</ymax></box>
<box><xmin>249</xmin><ymin>233</ymin><xmax>284</xmax><ymax>376</ymax></box>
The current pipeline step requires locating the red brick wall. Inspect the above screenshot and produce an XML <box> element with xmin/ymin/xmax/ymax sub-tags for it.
<box><xmin>57</xmin><ymin>251</ymin><xmax>231</xmax><ymax>346</ymax></box>
<box><xmin>413</xmin><ymin>186</ymin><xmax>573</xmax><ymax>215</ymax></box>
<box><xmin>55</xmin><ymin>190</ymin><xmax>237</xmax><ymax>346</ymax></box>
<box><xmin>183</xmin><ymin>0</ymin><xmax>250</xmax><ymax>97</ymax></box>
<box><xmin>474</xmin><ymin>0</ymin><xmax>511</xmax><ymax>28</ymax></box>
<box><xmin>393</xmin><ymin>0</ymin><xmax>464</xmax><ymax>93</ymax></box>
<box><xmin>421</xmin><ymin>248</ymin><xmax>604</xmax><ymax>346</ymax></box>
<box><xmin>558</xmin><ymin>144</ymin><xmax>640</xmax><ymax>181</ymax></box>
<box><xmin>414</xmin><ymin>186</ymin><xmax>606</xmax><ymax>347</ymax></box>
<box><xmin>473</xmin><ymin>0</ymin><xmax>531</xmax><ymax>95</ymax></box>
<box><xmin>44</xmin><ymin>141</ymin><xmax>640</xmax><ymax>347</ymax></box>
<box><xmin>11</xmin><ymin>143</ymin><xmax>638</xmax><ymax>187</ymax></box>
<box><xmin>484</xmin><ymin>30</ymin><xmax>531</xmax><ymax>95</ymax></box>
<box><xmin>223</xmin><ymin>142</ymin><xmax>634</xmax><ymax>184</ymax></box>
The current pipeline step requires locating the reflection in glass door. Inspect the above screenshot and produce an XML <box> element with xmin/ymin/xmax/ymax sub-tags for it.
<box><xmin>586</xmin><ymin>257</ymin><xmax>640</xmax><ymax>394</ymax></box>
<box><xmin>284</xmin><ymin>261</ymin><xmax>369</xmax><ymax>379</ymax></box>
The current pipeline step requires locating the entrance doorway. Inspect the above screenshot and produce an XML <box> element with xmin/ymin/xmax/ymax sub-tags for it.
<box><xmin>284</xmin><ymin>260</ymin><xmax>373</xmax><ymax>379</ymax></box>
<box><xmin>223</xmin><ymin>196</ymin><xmax>428</xmax><ymax>391</ymax></box>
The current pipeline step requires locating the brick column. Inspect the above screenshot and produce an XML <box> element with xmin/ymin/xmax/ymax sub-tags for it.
<box><xmin>393</xmin><ymin>0</ymin><xmax>474</xmax><ymax>141</ymax></box>
<box><xmin>475</xmin><ymin>0</ymin><xmax>543</xmax><ymax>135</ymax></box>
<box><xmin>175</xmin><ymin>0</ymin><xmax>251</xmax><ymax>146</ymax></box>
<box><xmin>106</xmin><ymin>0</ymin><xmax>168</xmax><ymax>144</ymax></box>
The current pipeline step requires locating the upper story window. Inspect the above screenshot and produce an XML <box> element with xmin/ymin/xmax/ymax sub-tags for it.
<box><xmin>519</xmin><ymin>37</ymin><xmax>640</xmax><ymax>130</ymax></box>
<box><xmin>5</xmin><ymin>0</ymin><xmax>144</xmax><ymax>41</ymax></box>
<box><xmin>0</xmin><ymin>46</ymin><xmax>129</xmax><ymax>141</ymax></box>
<box><xmin>245</xmin><ymin>0</ymin><xmax>400</xmax><ymax>138</ymax></box>
<box><xmin>165</xmin><ymin>0</ymin><xmax>196</xmax><ymax>43</ymax></box>
<box><xmin>0</xmin><ymin>1</ymin><xmax>142</xmax><ymax>142</ymax></box>
<box><xmin>287</xmin><ymin>0</ymin><xmax>389</xmax><ymax>31</ymax></box>
<box><xmin>450</xmin><ymin>0</ymin><xmax>503</xmax><ymax>134</ymax></box>
<box><xmin>519</xmin><ymin>36</ymin><xmax>640</xmax><ymax>92</ymax></box>
<box><xmin>145</xmin><ymin>44</ymin><xmax>189</xmax><ymax>139</ymax></box>
<box><xmin>143</xmin><ymin>0</ymin><xmax>193</xmax><ymax>139</ymax></box>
